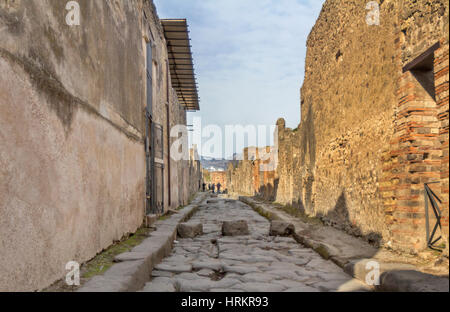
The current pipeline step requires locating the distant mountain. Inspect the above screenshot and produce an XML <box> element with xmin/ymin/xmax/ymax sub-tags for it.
<box><xmin>200</xmin><ymin>157</ymin><xmax>231</xmax><ymax>172</ymax></box>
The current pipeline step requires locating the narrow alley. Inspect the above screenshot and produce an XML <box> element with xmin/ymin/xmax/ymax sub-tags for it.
<box><xmin>0</xmin><ymin>0</ymin><xmax>448</xmax><ymax>297</ymax></box>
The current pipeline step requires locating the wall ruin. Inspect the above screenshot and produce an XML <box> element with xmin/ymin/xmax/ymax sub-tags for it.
<box><xmin>227</xmin><ymin>146</ymin><xmax>277</xmax><ymax>200</ymax></box>
<box><xmin>227</xmin><ymin>0</ymin><xmax>449</xmax><ymax>254</ymax></box>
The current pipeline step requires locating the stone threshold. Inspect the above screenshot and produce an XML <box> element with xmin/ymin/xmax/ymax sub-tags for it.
<box><xmin>78</xmin><ymin>192</ymin><xmax>207</xmax><ymax>292</ymax></box>
<box><xmin>239</xmin><ymin>196</ymin><xmax>449</xmax><ymax>292</ymax></box>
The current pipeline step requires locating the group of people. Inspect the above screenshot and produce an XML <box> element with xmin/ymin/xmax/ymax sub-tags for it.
<box><xmin>202</xmin><ymin>182</ymin><xmax>224</xmax><ymax>194</ymax></box>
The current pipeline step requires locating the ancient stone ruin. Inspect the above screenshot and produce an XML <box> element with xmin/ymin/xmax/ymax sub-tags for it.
<box><xmin>227</xmin><ymin>0</ymin><xmax>449</xmax><ymax>257</ymax></box>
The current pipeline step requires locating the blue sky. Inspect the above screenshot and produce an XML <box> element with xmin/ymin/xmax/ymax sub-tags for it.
<box><xmin>154</xmin><ymin>0</ymin><xmax>325</xmax><ymax>158</ymax></box>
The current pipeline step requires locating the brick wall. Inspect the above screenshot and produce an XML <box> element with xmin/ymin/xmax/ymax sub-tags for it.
<box><xmin>227</xmin><ymin>146</ymin><xmax>276</xmax><ymax>199</ymax></box>
<box><xmin>436</xmin><ymin>42</ymin><xmax>449</xmax><ymax>256</ymax></box>
<box><xmin>383</xmin><ymin>0</ymin><xmax>449</xmax><ymax>253</ymax></box>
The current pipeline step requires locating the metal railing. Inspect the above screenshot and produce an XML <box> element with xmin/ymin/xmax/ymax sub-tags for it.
<box><xmin>424</xmin><ymin>182</ymin><xmax>443</xmax><ymax>250</ymax></box>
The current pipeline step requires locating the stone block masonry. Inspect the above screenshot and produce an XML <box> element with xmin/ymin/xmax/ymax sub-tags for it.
<box><xmin>227</xmin><ymin>146</ymin><xmax>277</xmax><ymax>200</ymax></box>
<box><xmin>227</xmin><ymin>0</ymin><xmax>449</xmax><ymax>255</ymax></box>
<box><xmin>436</xmin><ymin>42</ymin><xmax>449</xmax><ymax>256</ymax></box>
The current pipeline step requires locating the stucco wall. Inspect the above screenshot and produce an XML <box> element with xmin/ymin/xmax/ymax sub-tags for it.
<box><xmin>0</xmin><ymin>0</ymin><xmax>149</xmax><ymax>291</ymax></box>
<box><xmin>0</xmin><ymin>56</ymin><xmax>145</xmax><ymax>291</ymax></box>
<box><xmin>0</xmin><ymin>0</ymin><xmax>198</xmax><ymax>291</ymax></box>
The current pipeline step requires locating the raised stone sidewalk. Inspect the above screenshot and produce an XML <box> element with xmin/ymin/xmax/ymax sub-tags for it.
<box><xmin>78</xmin><ymin>193</ymin><xmax>207</xmax><ymax>292</ymax></box>
<box><xmin>239</xmin><ymin>196</ymin><xmax>449</xmax><ymax>292</ymax></box>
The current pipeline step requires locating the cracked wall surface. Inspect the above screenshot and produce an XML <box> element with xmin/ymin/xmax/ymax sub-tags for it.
<box><xmin>0</xmin><ymin>0</ymin><xmax>199</xmax><ymax>291</ymax></box>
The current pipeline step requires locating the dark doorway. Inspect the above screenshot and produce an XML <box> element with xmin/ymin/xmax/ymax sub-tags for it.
<box><xmin>145</xmin><ymin>42</ymin><xmax>165</xmax><ymax>215</ymax></box>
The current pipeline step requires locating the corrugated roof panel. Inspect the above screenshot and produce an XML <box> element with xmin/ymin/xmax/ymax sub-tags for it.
<box><xmin>161</xmin><ymin>19</ymin><xmax>200</xmax><ymax>111</ymax></box>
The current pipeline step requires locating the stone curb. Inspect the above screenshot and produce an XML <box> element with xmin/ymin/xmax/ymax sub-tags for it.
<box><xmin>239</xmin><ymin>196</ymin><xmax>449</xmax><ymax>293</ymax></box>
<box><xmin>343</xmin><ymin>259</ymin><xmax>449</xmax><ymax>292</ymax></box>
<box><xmin>78</xmin><ymin>193</ymin><xmax>207</xmax><ymax>292</ymax></box>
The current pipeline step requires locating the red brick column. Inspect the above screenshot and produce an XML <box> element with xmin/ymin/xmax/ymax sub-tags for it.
<box><xmin>383</xmin><ymin>51</ymin><xmax>442</xmax><ymax>253</ymax></box>
<box><xmin>435</xmin><ymin>41</ymin><xmax>449</xmax><ymax>256</ymax></box>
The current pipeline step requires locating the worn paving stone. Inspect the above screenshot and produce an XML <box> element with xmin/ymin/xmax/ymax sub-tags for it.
<box><xmin>192</xmin><ymin>260</ymin><xmax>223</xmax><ymax>271</ymax></box>
<box><xmin>164</xmin><ymin>254</ymin><xmax>196</xmax><ymax>263</ymax></box>
<box><xmin>284</xmin><ymin>286</ymin><xmax>320</xmax><ymax>292</ymax></box>
<box><xmin>274</xmin><ymin>254</ymin><xmax>311</xmax><ymax>266</ymax></box>
<box><xmin>239</xmin><ymin>282</ymin><xmax>286</xmax><ymax>292</ymax></box>
<box><xmin>240</xmin><ymin>273</ymin><xmax>275</xmax><ymax>283</ymax></box>
<box><xmin>152</xmin><ymin>270</ymin><xmax>174</xmax><ymax>278</ymax></box>
<box><xmin>210</xmin><ymin>288</ymin><xmax>245</xmax><ymax>292</ymax></box>
<box><xmin>218</xmin><ymin>243</ymin><xmax>247</xmax><ymax>253</ymax></box>
<box><xmin>136</xmin><ymin>195</ymin><xmax>368</xmax><ymax>292</ymax></box>
<box><xmin>273</xmin><ymin>279</ymin><xmax>318</xmax><ymax>290</ymax></box>
<box><xmin>306</xmin><ymin>258</ymin><xmax>344</xmax><ymax>273</ymax></box>
<box><xmin>141</xmin><ymin>277</ymin><xmax>176</xmax><ymax>292</ymax></box>
<box><xmin>222</xmin><ymin>220</ymin><xmax>250</xmax><ymax>236</ymax></box>
<box><xmin>154</xmin><ymin>263</ymin><xmax>192</xmax><ymax>273</ymax></box>
<box><xmin>264</xmin><ymin>261</ymin><xmax>303</xmax><ymax>271</ymax></box>
<box><xmin>177</xmin><ymin>277</ymin><xmax>241</xmax><ymax>292</ymax></box>
<box><xmin>265</xmin><ymin>269</ymin><xmax>310</xmax><ymax>281</ymax></box>
<box><xmin>220</xmin><ymin>253</ymin><xmax>276</xmax><ymax>263</ymax></box>
<box><xmin>197</xmin><ymin>269</ymin><xmax>214</xmax><ymax>277</ymax></box>
<box><xmin>176</xmin><ymin>272</ymin><xmax>202</xmax><ymax>281</ymax></box>
<box><xmin>222</xmin><ymin>264</ymin><xmax>261</xmax><ymax>275</ymax></box>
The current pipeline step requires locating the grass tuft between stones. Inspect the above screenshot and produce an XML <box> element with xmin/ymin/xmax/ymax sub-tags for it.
<box><xmin>81</xmin><ymin>227</ymin><xmax>152</xmax><ymax>279</ymax></box>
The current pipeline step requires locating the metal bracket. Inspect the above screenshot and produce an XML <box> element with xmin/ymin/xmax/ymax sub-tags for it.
<box><xmin>424</xmin><ymin>182</ymin><xmax>443</xmax><ymax>251</ymax></box>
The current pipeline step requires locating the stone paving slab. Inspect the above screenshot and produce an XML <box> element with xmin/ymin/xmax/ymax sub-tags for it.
<box><xmin>240</xmin><ymin>196</ymin><xmax>449</xmax><ymax>292</ymax></box>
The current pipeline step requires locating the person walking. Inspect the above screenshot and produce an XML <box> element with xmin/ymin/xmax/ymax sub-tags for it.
<box><xmin>202</xmin><ymin>182</ymin><xmax>206</xmax><ymax>192</ymax></box>
<box><xmin>212</xmin><ymin>183</ymin><xmax>215</xmax><ymax>194</ymax></box>
<box><xmin>217</xmin><ymin>182</ymin><xmax>221</xmax><ymax>194</ymax></box>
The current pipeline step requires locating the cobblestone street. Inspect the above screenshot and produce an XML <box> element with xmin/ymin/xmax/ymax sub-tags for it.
<box><xmin>139</xmin><ymin>196</ymin><xmax>371</xmax><ymax>292</ymax></box>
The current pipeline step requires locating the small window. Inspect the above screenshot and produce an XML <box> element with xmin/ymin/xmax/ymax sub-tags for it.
<box><xmin>403</xmin><ymin>42</ymin><xmax>440</xmax><ymax>101</ymax></box>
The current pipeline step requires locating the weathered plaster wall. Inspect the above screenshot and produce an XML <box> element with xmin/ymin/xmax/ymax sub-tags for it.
<box><xmin>0</xmin><ymin>0</ymin><xmax>199</xmax><ymax>291</ymax></box>
<box><xmin>0</xmin><ymin>59</ymin><xmax>145</xmax><ymax>290</ymax></box>
<box><xmin>0</xmin><ymin>0</ymin><xmax>148</xmax><ymax>291</ymax></box>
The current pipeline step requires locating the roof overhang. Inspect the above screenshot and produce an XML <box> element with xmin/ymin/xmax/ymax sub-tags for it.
<box><xmin>161</xmin><ymin>19</ymin><xmax>200</xmax><ymax>111</ymax></box>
